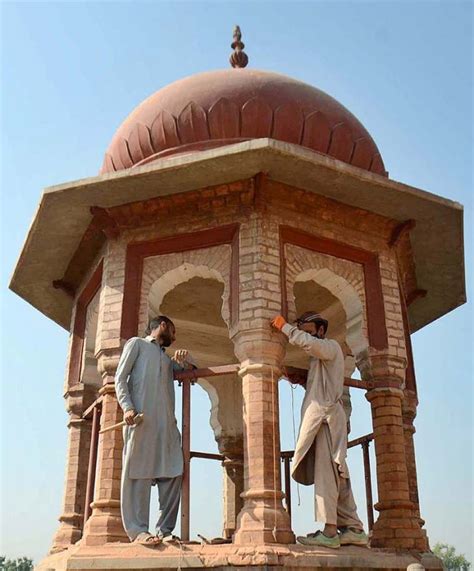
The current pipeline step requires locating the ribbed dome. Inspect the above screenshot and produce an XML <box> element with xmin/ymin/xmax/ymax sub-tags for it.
<box><xmin>101</xmin><ymin>69</ymin><xmax>386</xmax><ymax>176</ymax></box>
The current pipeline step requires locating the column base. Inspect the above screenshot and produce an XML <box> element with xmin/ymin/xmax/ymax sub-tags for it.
<box><xmin>234</xmin><ymin>496</ymin><xmax>295</xmax><ymax>545</ymax></box>
<box><xmin>50</xmin><ymin>513</ymin><xmax>83</xmax><ymax>553</ymax></box>
<box><xmin>82</xmin><ymin>500</ymin><xmax>128</xmax><ymax>546</ymax></box>
<box><xmin>370</xmin><ymin>505</ymin><xmax>429</xmax><ymax>551</ymax></box>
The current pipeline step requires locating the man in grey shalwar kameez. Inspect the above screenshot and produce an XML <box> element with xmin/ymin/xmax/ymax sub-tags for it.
<box><xmin>115</xmin><ymin>315</ymin><xmax>196</xmax><ymax>544</ymax></box>
<box><xmin>272</xmin><ymin>311</ymin><xmax>368</xmax><ymax>549</ymax></box>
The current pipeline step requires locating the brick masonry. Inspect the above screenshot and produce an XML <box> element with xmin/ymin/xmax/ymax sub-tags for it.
<box><xmin>53</xmin><ymin>175</ymin><xmax>426</xmax><ymax>552</ymax></box>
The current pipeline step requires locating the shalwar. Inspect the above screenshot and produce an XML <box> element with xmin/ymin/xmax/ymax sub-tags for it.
<box><xmin>120</xmin><ymin>476</ymin><xmax>183</xmax><ymax>539</ymax></box>
<box><xmin>281</xmin><ymin>324</ymin><xmax>363</xmax><ymax>527</ymax></box>
<box><xmin>314</xmin><ymin>424</ymin><xmax>363</xmax><ymax>527</ymax></box>
<box><xmin>115</xmin><ymin>335</ymin><xmax>194</xmax><ymax>540</ymax></box>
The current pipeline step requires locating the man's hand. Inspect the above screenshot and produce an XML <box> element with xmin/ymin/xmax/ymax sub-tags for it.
<box><xmin>124</xmin><ymin>409</ymin><xmax>137</xmax><ymax>426</ymax></box>
<box><xmin>172</xmin><ymin>349</ymin><xmax>189</xmax><ymax>364</ymax></box>
<box><xmin>271</xmin><ymin>315</ymin><xmax>287</xmax><ymax>331</ymax></box>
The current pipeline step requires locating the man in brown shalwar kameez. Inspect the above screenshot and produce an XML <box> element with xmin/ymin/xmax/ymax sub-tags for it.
<box><xmin>271</xmin><ymin>311</ymin><xmax>368</xmax><ymax>549</ymax></box>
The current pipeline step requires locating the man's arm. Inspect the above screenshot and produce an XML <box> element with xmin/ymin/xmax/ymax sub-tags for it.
<box><xmin>115</xmin><ymin>338</ymin><xmax>140</xmax><ymax>414</ymax></box>
<box><xmin>270</xmin><ymin>313</ymin><xmax>337</xmax><ymax>361</ymax></box>
<box><xmin>281</xmin><ymin>323</ymin><xmax>337</xmax><ymax>360</ymax></box>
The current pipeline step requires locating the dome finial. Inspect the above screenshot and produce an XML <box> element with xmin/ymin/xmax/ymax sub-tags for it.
<box><xmin>229</xmin><ymin>25</ymin><xmax>249</xmax><ymax>68</ymax></box>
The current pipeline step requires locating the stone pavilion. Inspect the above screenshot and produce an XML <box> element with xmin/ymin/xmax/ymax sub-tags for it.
<box><xmin>10</xmin><ymin>28</ymin><xmax>465</xmax><ymax>571</ymax></box>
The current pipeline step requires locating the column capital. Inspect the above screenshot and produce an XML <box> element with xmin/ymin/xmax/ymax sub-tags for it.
<box><xmin>358</xmin><ymin>349</ymin><xmax>407</xmax><ymax>389</ymax></box>
<box><xmin>65</xmin><ymin>382</ymin><xmax>97</xmax><ymax>418</ymax></box>
<box><xmin>96</xmin><ymin>347</ymin><xmax>122</xmax><ymax>384</ymax></box>
<box><xmin>238</xmin><ymin>362</ymin><xmax>283</xmax><ymax>378</ymax></box>
<box><xmin>366</xmin><ymin>386</ymin><xmax>405</xmax><ymax>402</ymax></box>
<box><xmin>231</xmin><ymin>327</ymin><xmax>286</xmax><ymax>364</ymax></box>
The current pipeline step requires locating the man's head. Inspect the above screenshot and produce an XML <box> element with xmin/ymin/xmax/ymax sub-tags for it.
<box><xmin>146</xmin><ymin>316</ymin><xmax>176</xmax><ymax>347</ymax></box>
<box><xmin>295</xmin><ymin>311</ymin><xmax>328</xmax><ymax>339</ymax></box>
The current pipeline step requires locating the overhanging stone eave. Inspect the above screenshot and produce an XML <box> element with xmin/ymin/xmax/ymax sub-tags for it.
<box><xmin>10</xmin><ymin>138</ymin><xmax>465</xmax><ymax>332</ymax></box>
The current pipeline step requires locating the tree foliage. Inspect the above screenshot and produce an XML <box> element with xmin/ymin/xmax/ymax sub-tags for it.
<box><xmin>433</xmin><ymin>543</ymin><xmax>471</xmax><ymax>571</ymax></box>
<box><xmin>0</xmin><ymin>557</ymin><xmax>33</xmax><ymax>571</ymax></box>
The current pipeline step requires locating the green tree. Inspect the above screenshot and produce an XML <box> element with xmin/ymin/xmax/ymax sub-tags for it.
<box><xmin>0</xmin><ymin>556</ymin><xmax>33</xmax><ymax>571</ymax></box>
<box><xmin>433</xmin><ymin>543</ymin><xmax>471</xmax><ymax>571</ymax></box>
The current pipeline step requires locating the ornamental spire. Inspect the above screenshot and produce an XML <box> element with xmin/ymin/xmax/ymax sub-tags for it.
<box><xmin>229</xmin><ymin>25</ymin><xmax>248</xmax><ymax>68</ymax></box>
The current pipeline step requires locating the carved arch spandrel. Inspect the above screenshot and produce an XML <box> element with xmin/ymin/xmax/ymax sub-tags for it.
<box><xmin>285</xmin><ymin>244</ymin><xmax>369</xmax><ymax>358</ymax></box>
<box><xmin>121</xmin><ymin>224</ymin><xmax>240</xmax><ymax>339</ymax></box>
<box><xmin>279</xmin><ymin>226</ymin><xmax>388</xmax><ymax>350</ymax></box>
<box><xmin>139</xmin><ymin>246</ymin><xmax>232</xmax><ymax>334</ymax></box>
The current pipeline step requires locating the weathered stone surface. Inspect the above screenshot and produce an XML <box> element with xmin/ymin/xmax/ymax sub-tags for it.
<box><xmin>36</xmin><ymin>542</ymin><xmax>443</xmax><ymax>571</ymax></box>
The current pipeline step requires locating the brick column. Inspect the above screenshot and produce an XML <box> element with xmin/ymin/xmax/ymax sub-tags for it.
<box><xmin>82</xmin><ymin>241</ymin><xmax>128</xmax><ymax>545</ymax></box>
<box><xmin>402</xmin><ymin>390</ymin><xmax>420</xmax><ymax>517</ymax></box>
<box><xmin>51</xmin><ymin>383</ymin><xmax>96</xmax><ymax>552</ymax></box>
<box><xmin>399</xmin><ymin>288</ymin><xmax>427</xmax><ymax>541</ymax></box>
<box><xmin>362</xmin><ymin>352</ymin><xmax>428</xmax><ymax>551</ymax></box>
<box><xmin>82</xmin><ymin>349</ymin><xmax>127</xmax><ymax>545</ymax></box>
<box><xmin>402</xmin><ymin>389</ymin><xmax>429</xmax><ymax>548</ymax></box>
<box><xmin>231</xmin><ymin>213</ymin><xmax>294</xmax><ymax>544</ymax></box>
<box><xmin>232</xmin><ymin>329</ymin><xmax>294</xmax><ymax>544</ymax></box>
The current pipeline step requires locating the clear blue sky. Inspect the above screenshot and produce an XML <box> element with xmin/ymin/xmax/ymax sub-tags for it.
<box><xmin>1</xmin><ymin>0</ymin><xmax>472</xmax><ymax>565</ymax></box>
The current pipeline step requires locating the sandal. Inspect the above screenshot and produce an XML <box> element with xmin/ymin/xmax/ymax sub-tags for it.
<box><xmin>134</xmin><ymin>532</ymin><xmax>162</xmax><ymax>545</ymax></box>
<box><xmin>161</xmin><ymin>534</ymin><xmax>181</xmax><ymax>544</ymax></box>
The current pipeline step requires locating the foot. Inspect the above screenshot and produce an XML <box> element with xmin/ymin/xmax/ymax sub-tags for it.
<box><xmin>297</xmin><ymin>530</ymin><xmax>340</xmax><ymax>549</ymax></box>
<box><xmin>133</xmin><ymin>532</ymin><xmax>162</xmax><ymax>545</ymax></box>
<box><xmin>339</xmin><ymin>528</ymin><xmax>368</xmax><ymax>546</ymax></box>
<box><xmin>161</xmin><ymin>534</ymin><xmax>181</xmax><ymax>544</ymax></box>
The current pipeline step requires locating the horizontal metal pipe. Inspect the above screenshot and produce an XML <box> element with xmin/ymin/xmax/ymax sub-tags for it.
<box><xmin>348</xmin><ymin>433</ymin><xmax>374</xmax><ymax>449</ymax></box>
<box><xmin>190</xmin><ymin>451</ymin><xmax>225</xmax><ymax>461</ymax></box>
<box><xmin>283</xmin><ymin>366</ymin><xmax>369</xmax><ymax>390</ymax></box>
<box><xmin>281</xmin><ymin>432</ymin><xmax>374</xmax><ymax>459</ymax></box>
<box><xmin>175</xmin><ymin>364</ymin><xmax>240</xmax><ymax>382</ymax></box>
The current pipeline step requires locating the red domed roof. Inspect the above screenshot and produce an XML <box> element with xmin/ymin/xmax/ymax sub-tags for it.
<box><xmin>101</xmin><ymin>69</ymin><xmax>386</xmax><ymax>176</ymax></box>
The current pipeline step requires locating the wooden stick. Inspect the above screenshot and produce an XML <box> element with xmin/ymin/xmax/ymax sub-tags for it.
<box><xmin>99</xmin><ymin>413</ymin><xmax>144</xmax><ymax>434</ymax></box>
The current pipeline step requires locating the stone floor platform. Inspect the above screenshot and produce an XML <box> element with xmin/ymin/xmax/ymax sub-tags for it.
<box><xmin>37</xmin><ymin>542</ymin><xmax>443</xmax><ymax>571</ymax></box>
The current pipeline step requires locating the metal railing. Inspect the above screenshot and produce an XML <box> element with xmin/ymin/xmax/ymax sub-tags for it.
<box><xmin>82</xmin><ymin>363</ymin><xmax>375</xmax><ymax>541</ymax></box>
<box><xmin>174</xmin><ymin>364</ymin><xmax>374</xmax><ymax>541</ymax></box>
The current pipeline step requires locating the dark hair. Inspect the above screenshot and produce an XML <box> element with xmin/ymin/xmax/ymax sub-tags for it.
<box><xmin>296</xmin><ymin>311</ymin><xmax>329</xmax><ymax>334</ymax></box>
<box><xmin>145</xmin><ymin>315</ymin><xmax>174</xmax><ymax>335</ymax></box>
<box><xmin>314</xmin><ymin>319</ymin><xmax>328</xmax><ymax>334</ymax></box>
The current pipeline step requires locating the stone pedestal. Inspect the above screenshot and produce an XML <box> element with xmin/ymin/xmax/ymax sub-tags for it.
<box><xmin>51</xmin><ymin>383</ymin><xmax>96</xmax><ymax>552</ymax></box>
<box><xmin>363</xmin><ymin>353</ymin><xmax>428</xmax><ymax>551</ymax></box>
<box><xmin>82</xmin><ymin>349</ymin><xmax>128</xmax><ymax>545</ymax></box>
<box><xmin>232</xmin><ymin>329</ymin><xmax>294</xmax><ymax>545</ymax></box>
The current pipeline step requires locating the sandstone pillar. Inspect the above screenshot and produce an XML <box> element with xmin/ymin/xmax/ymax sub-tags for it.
<box><xmin>51</xmin><ymin>383</ymin><xmax>95</xmax><ymax>552</ymax></box>
<box><xmin>82</xmin><ymin>349</ymin><xmax>127</xmax><ymax>545</ymax></box>
<box><xmin>81</xmin><ymin>243</ymin><xmax>128</xmax><ymax>545</ymax></box>
<box><xmin>232</xmin><ymin>330</ymin><xmax>294</xmax><ymax>544</ymax></box>
<box><xmin>400</xmin><ymin>291</ymin><xmax>426</xmax><ymax>534</ymax></box>
<box><xmin>402</xmin><ymin>390</ymin><xmax>421</xmax><ymax>518</ymax></box>
<box><xmin>230</xmin><ymin>213</ymin><xmax>294</xmax><ymax>544</ymax></box>
<box><xmin>402</xmin><ymin>389</ymin><xmax>429</xmax><ymax>548</ymax></box>
<box><xmin>363</xmin><ymin>352</ymin><xmax>428</xmax><ymax>551</ymax></box>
